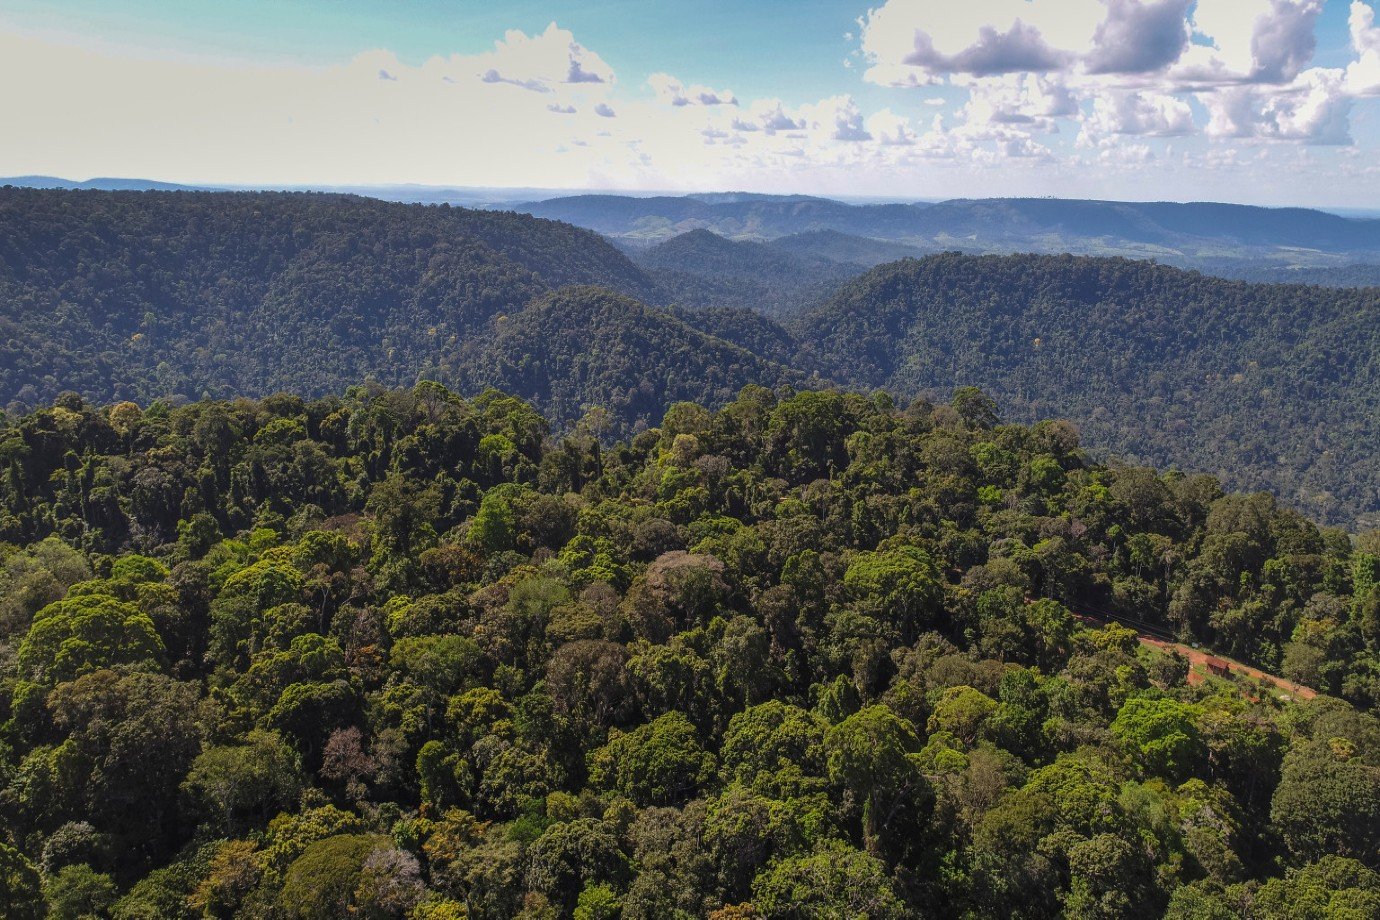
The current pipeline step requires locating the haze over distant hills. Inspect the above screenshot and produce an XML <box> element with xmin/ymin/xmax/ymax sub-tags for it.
<box><xmin>520</xmin><ymin>193</ymin><xmax>1380</xmax><ymax>274</ymax></box>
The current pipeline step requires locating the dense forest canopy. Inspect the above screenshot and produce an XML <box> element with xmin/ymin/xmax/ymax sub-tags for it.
<box><xmin>797</xmin><ymin>254</ymin><xmax>1380</xmax><ymax>528</ymax></box>
<box><xmin>0</xmin><ymin>383</ymin><xmax>1377</xmax><ymax>918</ymax></box>
<box><xmin>0</xmin><ymin>188</ymin><xmax>655</xmax><ymax>409</ymax></box>
<box><xmin>626</xmin><ymin>230</ymin><xmax>853</xmax><ymax>318</ymax></box>
<box><xmin>6</xmin><ymin>187</ymin><xmax>1380</xmax><ymax>528</ymax></box>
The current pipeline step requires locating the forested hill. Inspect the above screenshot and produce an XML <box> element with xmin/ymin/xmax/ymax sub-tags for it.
<box><xmin>0</xmin><ymin>188</ymin><xmax>655</xmax><ymax>408</ymax></box>
<box><xmin>0</xmin><ymin>384</ymin><xmax>1377</xmax><ymax>917</ymax></box>
<box><xmin>795</xmin><ymin>253</ymin><xmax>1380</xmax><ymax>526</ymax></box>
<box><xmin>9</xmin><ymin>189</ymin><xmax>1380</xmax><ymax>525</ymax></box>
<box><xmin>631</xmin><ymin>229</ymin><xmax>854</xmax><ymax>318</ymax></box>
<box><xmin>445</xmin><ymin>286</ymin><xmax>809</xmax><ymax>428</ymax></box>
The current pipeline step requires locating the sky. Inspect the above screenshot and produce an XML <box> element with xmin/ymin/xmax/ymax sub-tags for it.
<box><xmin>2</xmin><ymin>0</ymin><xmax>1380</xmax><ymax>206</ymax></box>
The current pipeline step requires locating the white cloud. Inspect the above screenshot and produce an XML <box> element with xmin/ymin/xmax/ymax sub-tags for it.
<box><xmin>1083</xmin><ymin>90</ymin><xmax>1195</xmax><ymax>138</ymax></box>
<box><xmin>2</xmin><ymin>7</ymin><xmax>1378</xmax><ymax>199</ymax></box>
<box><xmin>1347</xmin><ymin>1</ymin><xmax>1380</xmax><ymax>95</ymax></box>
<box><xmin>1085</xmin><ymin>0</ymin><xmax>1193</xmax><ymax>75</ymax></box>
<box><xmin>648</xmin><ymin>73</ymin><xmax>738</xmax><ymax>107</ymax></box>
<box><xmin>741</xmin><ymin>99</ymin><xmax>805</xmax><ymax>134</ymax></box>
<box><xmin>858</xmin><ymin>0</ymin><xmax>1377</xmax><ymax>149</ymax></box>
<box><xmin>1174</xmin><ymin>0</ymin><xmax>1322</xmax><ymax>85</ymax></box>
<box><xmin>800</xmin><ymin>95</ymin><xmax>873</xmax><ymax>141</ymax></box>
<box><xmin>1203</xmin><ymin>68</ymin><xmax>1352</xmax><ymax>143</ymax></box>
<box><xmin>467</xmin><ymin>22</ymin><xmax>614</xmax><ymax>94</ymax></box>
<box><xmin>868</xmin><ymin>109</ymin><xmax>919</xmax><ymax>145</ymax></box>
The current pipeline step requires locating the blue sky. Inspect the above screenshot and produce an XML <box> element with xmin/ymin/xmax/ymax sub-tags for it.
<box><xmin>2</xmin><ymin>0</ymin><xmax>1379</xmax><ymax>205</ymax></box>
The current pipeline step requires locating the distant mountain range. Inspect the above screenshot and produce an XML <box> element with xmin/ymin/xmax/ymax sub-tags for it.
<box><xmin>520</xmin><ymin>193</ymin><xmax>1380</xmax><ymax>273</ymax></box>
<box><xmin>8</xmin><ymin>176</ymin><xmax>1380</xmax><ymax>277</ymax></box>
<box><xmin>2</xmin><ymin>175</ymin><xmax>205</xmax><ymax>192</ymax></box>
<box><xmin>5</xmin><ymin>186</ymin><xmax>1380</xmax><ymax>524</ymax></box>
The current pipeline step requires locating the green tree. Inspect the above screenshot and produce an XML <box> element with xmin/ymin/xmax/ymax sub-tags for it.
<box><xmin>0</xmin><ymin>843</ymin><xmax>43</xmax><ymax>920</ymax></box>
<box><xmin>750</xmin><ymin>839</ymin><xmax>907</xmax><ymax>920</ymax></box>
<box><xmin>588</xmin><ymin>711</ymin><xmax>715</xmax><ymax>806</ymax></box>
<box><xmin>824</xmin><ymin>705</ymin><xmax>926</xmax><ymax>855</ymax></box>
<box><xmin>17</xmin><ymin>594</ymin><xmax>164</xmax><ymax>683</ymax></box>
<box><xmin>1111</xmin><ymin>696</ymin><xmax>1206</xmax><ymax>782</ymax></box>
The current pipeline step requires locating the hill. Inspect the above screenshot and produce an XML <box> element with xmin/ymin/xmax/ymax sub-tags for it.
<box><xmin>1</xmin><ymin>175</ymin><xmax>203</xmax><ymax>191</ymax></box>
<box><xmin>521</xmin><ymin>193</ymin><xmax>934</xmax><ymax>244</ymax></box>
<box><xmin>1195</xmin><ymin>260</ymin><xmax>1380</xmax><ymax>288</ymax></box>
<box><xmin>0</xmin><ymin>188</ymin><xmax>656</xmax><ymax>409</ymax></box>
<box><xmin>447</xmin><ymin>286</ymin><xmax>809</xmax><ymax>429</ymax></box>
<box><xmin>9</xmin><ymin>189</ymin><xmax>1380</xmax><ymax>525</ymax></box>
<box><xmin>0</xmin><ymin>383</ymin><xmax>1376</xmax><ymax>917</ymax></box>
<box><xmin>519</xmin><ymin>192</ymin><xmax>1380</xmax><ymax>268</ymax></box>
<box><xmin>770</xmin><ymin>229</ymin><xmax>931</xmax><ymax>267</ymax></box>
<box><xmin>795</xmin><ymin>253</ymin><xmax>1380</xmax><ymax>525</ymax></box>
<box><xmin>670</xmin><ymin>304</ymin><xmax>803</xmax><ymax>366</ymax></box>
<box><xmin>634</xmin><ymin>229</ymin><xmax>854</xmax><ymax>317</ymax></box>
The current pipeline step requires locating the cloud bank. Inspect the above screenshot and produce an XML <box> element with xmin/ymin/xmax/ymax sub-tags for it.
<box><xmin>0</xmin><ymin>4</ymin><xmax>1378</xmax><ymax>202</ymax></box>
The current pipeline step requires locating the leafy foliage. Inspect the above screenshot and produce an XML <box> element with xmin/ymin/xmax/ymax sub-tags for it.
<box><xmin>798</xmin><ymin>253</ymin><xmax>1380</xmax><ymax>525</ymax></box>
<box><xmin>0</xmin><ymin>382</ymin><xmax>1377</xmax><ymax>916</ymax></box>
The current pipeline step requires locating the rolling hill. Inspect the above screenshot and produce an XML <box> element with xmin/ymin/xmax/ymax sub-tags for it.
<box><xmin>633</xmin><ymin>229</ymin><xmax>855</xmax><ymax>316</ymax></box>
<box><xmin>519</xmin><ymin>192</ymin><xmax>1380</xmax><ymax>269</ymax></box>
<box><xmin>8</xmin><ymin>188</ymin><xmax>1380</xmax><ymax>524</ymax></box>
<box><xmin>0</xmin><ymin>188</ymin><xmax>656</xmax><ymax>407</ymax></box>
<box><xmin>794</xmin><ymin>253</ymin><xmax>1380</xmax><ymax>524</ymax></box>
<box><xmin>448</xmin><ymin>286</ymin><xmax>809</xmax><ymax>429</ymax></box>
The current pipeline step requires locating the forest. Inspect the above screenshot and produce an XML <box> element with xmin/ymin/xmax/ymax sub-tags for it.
<box><xmin>6</xmin><ymin>188</ymin><xmax>1380</xmax><ymax>525</ymax></box>
<box><xmin>0</xmin><ymin>382</ymin><xmax>1377</xmax><ymax>918</ymax></box>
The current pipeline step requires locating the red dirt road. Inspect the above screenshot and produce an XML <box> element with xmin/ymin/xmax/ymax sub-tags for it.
<box><xmin>1136</xmin><ymin>635</ymin><xmax>1317</xmax><ymax>700</ymax></box>
<box><xmin>1064</xmin><ymin>608</ymin><xmax>1320</xmax><ymax>700</ymax></box>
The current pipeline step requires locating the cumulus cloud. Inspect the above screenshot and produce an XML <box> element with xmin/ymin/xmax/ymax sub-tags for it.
<box><xmin>1173</xmin><ymin>0</ymin><xmax>1322</xmax><ymax>85</ymax></box>
<box><xmin>802</xmin><ymin>96</ymin><xmax>873</xmax><ymax>141</ymax></box>
<box><xmin>903</xmin><ymin>21</ymin><xmax>1071</xmax><ymax>77</ymax></box>
<box><xmin>858</xmin><ymin>0</ymin><xmax>1378</xmax><ymax>149</ymax></box>
<box><xmin>1348</xmin><ymin>1</ymin><xmax>1380</xmax><ymax>95</ymax></box>
<box><xmin>740</xmin><ymin>100</ymin><xmax>805</xmax><ymax>134</ymax></box>
<box><xmin>648</xmin><ymin>73</ymin><xmax>738</xmax><ymax>107</ymax></box>
<box><xmin>868</xmin><ymin>109</ymin><xmax>919</xmax><ymax>146</ymax></box>
<box><xmin>472</xmin><ymin>22</ymin><xmax>614</xmax><ymax>92</ymax></box>
<box><xmin>1085</xmin><ymin>0</ymin><xmax>1193</xmax><ymax>75</ymax></box>
<box><xmin>862</xmin><ymin>0</ymin><xmax>1322</xmax><ymax>86</ymax></box>
<box><xmin>1203</xmin><ymin>68</ymin><xmax>1352</xmax><ymax>143</ymax></box>
<box><xmin>1083</xmin><ymin>91</ymin><xmax>1195</xmax><ymax>138</ymax></box>
<box><xmin>4</xmin><ymin>5</ymin><xmax>1379</xmax><ymax>197</ymax></box>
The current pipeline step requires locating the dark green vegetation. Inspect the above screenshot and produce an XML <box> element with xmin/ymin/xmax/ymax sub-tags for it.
<box><xmin>445</xmin><ymin>287</ymin><xmax>806</xmax><ymax>427</ymax></box>
<box><xmin>1</xmin><ymin>383</ymin><xmax>1379</xmax><ymax>918</ymax></box>
<box><xmin>7</xmin><ymin>188</ymin><xmax>1380</xmax><ymax>528</ymax></box>
<box><xmin>1202</xmin><ymin>261</ymin><xmax>1380</xmax><ymax>288</ymax></box>
<box><xmin>794</xmin><ymin>254</ymin><xmax>1380</xmax><ymax>526</ymax></box>
<box><xmin>628</xmin><ymin>229</ymin><xmax>855</xmax><ymax>318</ymax></box>
<box><xmin>0</xmin><ymin>187</ymin><xmax>655</xmax><ymax>410</ymax></box>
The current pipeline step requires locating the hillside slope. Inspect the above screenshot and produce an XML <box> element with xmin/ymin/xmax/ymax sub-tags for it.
<box><xmin>450</xmin><ymin>286</ymin><xmax>810</xmax><ymax>429</ymax></box>
<box><xmin>795</xmin><ymin>253</ymin><xmax>1380</xmax><ymax>524</ymax></box>
<box><xmin>1</xmin><ymin>383</ymin><xmax>1377</xmax><ymax>917</ymax></box>
<box><xmin>635</xmin><ymin>229</ymin><xmax>854</xmax><ymax>316</ymax></box>
<box><xmin>0</xmin><ymin>188</ymin><xmax>655</xmax><ymax>407</ymax></box>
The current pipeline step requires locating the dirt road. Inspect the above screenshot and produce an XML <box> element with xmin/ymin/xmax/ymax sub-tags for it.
<box><xmin>1136</xmin><ymin>634</ymin><xmax>1317</xmax><ymax>700</ymax></box>
<box><xmin>1067</xmin><ymin>609</ymin><xmax>1319</xmax><ymax>700</ymax></box>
